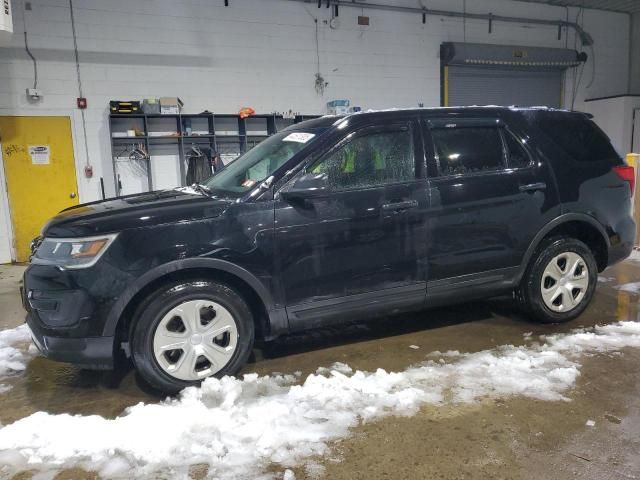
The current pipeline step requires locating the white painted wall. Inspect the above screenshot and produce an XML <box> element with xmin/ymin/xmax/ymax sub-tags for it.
<box><xmin>585</xmin><ymin>96</ymin><xmax>640</xmax><ymax>157</ymax></box>
<box><xmin>0</xmin><ymin>0</ymin><xmax>631</xmax><ymax>206</ymax></box>
<box><xmin>630</xmin><ymin>12</ymin><xmax>640</xmax><ymax>94</ymax></box>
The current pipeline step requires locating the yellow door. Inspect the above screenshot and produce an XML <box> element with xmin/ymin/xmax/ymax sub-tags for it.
<box><xmin>0</xmin><ymin>116</ymin><xmax>79</xmax><ymax>262</ymax></box>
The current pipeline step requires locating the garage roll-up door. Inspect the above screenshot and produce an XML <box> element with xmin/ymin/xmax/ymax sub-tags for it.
<box><xmin>441</xmin><ymin>42</ymin><xmax>583</xmax><ymax>108</ymax></box>
<box><xmin>448</xmin><ymin>66</ymin><xmax>562</xmax><ymax>107</ymax></box>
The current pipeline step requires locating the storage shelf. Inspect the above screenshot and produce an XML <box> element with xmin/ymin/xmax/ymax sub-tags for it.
<box><xmin>112</xmin><ymin>135</ymin><xmax>148</xmax><ymax>140</ymax></box>
<box><xmin>109</xmin><ymin>111</ymin><xmax>321</xmax><ymax>197</ymax></box>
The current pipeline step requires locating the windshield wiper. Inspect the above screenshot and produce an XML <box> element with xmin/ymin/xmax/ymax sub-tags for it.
<box><xmin>193</xmin><ymin>183</ymin><xmax>214</xmax><ymax>197</ymax></box>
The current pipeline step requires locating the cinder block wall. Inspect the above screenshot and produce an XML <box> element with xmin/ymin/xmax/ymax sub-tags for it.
<box><xmin>629</xmin><ymin>12</ymin><xmax>640</xmax><ymax>94</ymax></box>
<box><xmin>0</xmin><ymin>0</ymin><xmax>631</xmax><ymax>201</ymax></box>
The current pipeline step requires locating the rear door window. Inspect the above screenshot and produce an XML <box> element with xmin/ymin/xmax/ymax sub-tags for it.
<box><xmin>431</xmin><ymin>127</ymin><xmax>505</xmax><ymax>176</ymax></box>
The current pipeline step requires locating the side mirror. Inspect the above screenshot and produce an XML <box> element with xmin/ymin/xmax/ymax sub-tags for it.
<box><xmin>281</xmin><ymin>172</ymin><xmax>329</xmax><ymax>201</ymax></box>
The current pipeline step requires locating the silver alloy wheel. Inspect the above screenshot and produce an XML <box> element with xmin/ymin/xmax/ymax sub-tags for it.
<box><xmin>540</xmin><ymin>251</ymin><xmax>589</xmax><ymax>313</ymax></box>
<box><xmin>153</xmin><ymin>299</ymin><xmax>239</xmax><ymax>381</ymax></box>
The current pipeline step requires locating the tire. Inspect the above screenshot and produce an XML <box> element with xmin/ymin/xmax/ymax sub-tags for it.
<box><xmin>130</xmin><ymin>279</ymin><xmax>254</xmax><ymax>394</ymax></box>
<box><xmin>518</xmin><ymin>236</ymin><xmax>598</xmax><ymax>324</ymax></box>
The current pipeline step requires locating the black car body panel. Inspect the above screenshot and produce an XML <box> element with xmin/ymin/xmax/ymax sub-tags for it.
<box><xmin>44</xmin><ymin>190</ymin><xmax>232</xmax><ymax>237</ymax></box>
<box><xmin>23</xmin><ymin>107</ymin><xmax>636</xmax><ymax>369</ymax></box>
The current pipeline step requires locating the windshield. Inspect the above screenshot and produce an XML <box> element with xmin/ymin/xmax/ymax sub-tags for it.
<box><xmin>203</xmin><ymin>130</ymin><xmax>320</xmax><ymax>196</ymax></box>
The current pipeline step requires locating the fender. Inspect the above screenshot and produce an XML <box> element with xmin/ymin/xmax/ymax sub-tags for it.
<box><xmin>102</xmin><ymin>258</ymin><xmax>277</xmax><ymax>337</ymax></box>
<box><xmin>516</xmin><ymin>212</ymin><xmax>609</xmax><ymax>280</ymax></box>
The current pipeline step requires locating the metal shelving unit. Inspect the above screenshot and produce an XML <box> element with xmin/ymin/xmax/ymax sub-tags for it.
<box><xmin>108</xmin><ymin>112</ymin><xmax>320</xmax><ymax>197</ymax></box>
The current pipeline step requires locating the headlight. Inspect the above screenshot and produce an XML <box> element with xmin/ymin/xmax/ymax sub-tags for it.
<box><xmin>31</xmin><ymin>234</ymin><xmax>118</xmax><ymax>269</ymax></box>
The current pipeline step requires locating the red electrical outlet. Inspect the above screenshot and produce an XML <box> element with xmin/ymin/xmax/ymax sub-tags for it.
<box><xmin>77</xmin><ymin>97</ymin><xmax>87</xmax><ymax>109</ymax></box>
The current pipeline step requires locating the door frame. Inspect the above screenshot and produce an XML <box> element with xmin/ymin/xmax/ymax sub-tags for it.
<box><xmin>632</xmin><ymin>107</ymin><xmax>640</xmax><ymax>153</ymax></box>
<box><xmin>0</xmin><ymin>146</ymin><xmax>15</xmax><ymax>262</ymax></box>
<box><xmin>0</xmin><ymin>110</ymin><xmax>82</xmax><ymax>262</ymax></box>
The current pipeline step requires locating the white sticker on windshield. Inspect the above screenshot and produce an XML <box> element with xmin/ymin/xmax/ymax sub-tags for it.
<box><xmin>283</xmin><ymin>132</ymin><xmax>316</xmax><ymax>143</ymax></box>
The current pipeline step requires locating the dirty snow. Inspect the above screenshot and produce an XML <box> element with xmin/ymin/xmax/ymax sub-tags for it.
<box><xmin>0</xmin><ymin>324</ymin><xmax>35</xmax><ymax>393</ymax></box>
<box><xmin>304</xmin><ymin>460</ymin><xmax>325</xmax><ymax>479</ymax></box>
<box><xmin>1</xmin><ymin>322</ymin><xmax>640</xmax><ymax>479</ymax></box>
<box><xmin>615</xmin><ymin>282</ymin><xmax>640</xmax><ymax>294</ymax></box>
<box><xmin>627</xmin><ymin>249</ymin><xmax>640</xmax><ymax>263</ymax></box>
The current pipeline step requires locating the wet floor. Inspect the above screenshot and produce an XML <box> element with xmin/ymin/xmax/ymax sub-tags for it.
<box><xmin>1</xmin><ymin>259</ymin><xmax>639</xmax><ymax>479</ymax></box>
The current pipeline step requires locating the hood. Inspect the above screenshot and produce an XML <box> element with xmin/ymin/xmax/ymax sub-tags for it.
<box><xmin>42</xmin><ymin>189</ymin><xmax>233</xmax><ymax>237</ymax></box>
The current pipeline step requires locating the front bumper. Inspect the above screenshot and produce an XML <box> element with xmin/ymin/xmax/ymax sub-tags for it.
<box><xmin>22</xmin><ymin>263</ymin><xmax>117</xmax><ymax>370</ymax></box>
<box><xmin>26</xmin><ymin>312</ymin><xmax>114</xmax><ymax>370</ymax></box>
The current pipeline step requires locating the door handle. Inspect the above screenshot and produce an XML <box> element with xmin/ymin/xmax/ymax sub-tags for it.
<box><xmin>381</xmin><ymin>200</ymin><xmax>419</xmax><ymax>212</ymax></box>
<box><xmin>519</xmin><ymin>182</ymin><xmax>546</xmax><ymax>192</ymax></box>
<box><xmin>69</xmin><ymin>192</ymin><xmax>77</xmax><ymax>199</ymax></box>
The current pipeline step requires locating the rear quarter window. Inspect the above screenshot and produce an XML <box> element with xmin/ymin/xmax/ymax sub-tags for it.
<box><xmin>531</xmin><ymin>113</ymin><xmax>621</xmax><ymax>164</ymax></box>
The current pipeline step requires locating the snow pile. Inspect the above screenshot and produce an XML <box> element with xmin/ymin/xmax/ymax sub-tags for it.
<box><xmin>615</xmin><ymin>282</ymin><xmax>640</xmax><ymax>294</ymax></box>
<box><xmin>0</xmin><ymin>324</ymin><xmax>35</xmax><ymax>392</ymax></box>
<box><xmin>597</xmin><ymin>276</ymin><xmax>614</xmax><ymax>283</ymax></box>
<box><xmin>627</xmin><ymin>249</ymin><xmax>640</xmax><ymax>263</ymax></box>
<box><xmin>0</xmin><ymin>322</ymin><xmax>640</xmax><ymax>479</ymax></box>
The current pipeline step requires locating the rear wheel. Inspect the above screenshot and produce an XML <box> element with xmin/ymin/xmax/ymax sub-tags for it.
<box><xmin>518</xmin><ymin>237</ymin><xmax>597</xmax><ymax>323</ymax></box>
<box><xmin>131</xmin><ymin>279</ymin><xmax>254</xmax><ymax>394</ymax></box>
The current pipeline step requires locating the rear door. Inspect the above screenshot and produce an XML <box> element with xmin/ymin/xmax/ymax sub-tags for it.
<box><xmin>275</xmin><ymin>118</ymin><xmax>430</xmax><ymax>328</ymax></box>
<box><xmin>422</xmin><ymin>116</ymin><xmax>558</xmax><ymax>293</ymax></box>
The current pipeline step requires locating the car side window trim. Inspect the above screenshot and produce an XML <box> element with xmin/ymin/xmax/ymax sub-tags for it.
<box><xmin>499</xmin><ymin>128</ymin><xmax>535</xmax><ymax>170</ymax></box>
<box><xmin>427</xmin><ymin>117</ymin><xmax>504</xmax><ymax>129</ymax></box>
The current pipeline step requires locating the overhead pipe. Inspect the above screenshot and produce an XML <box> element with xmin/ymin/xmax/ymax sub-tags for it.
<box><xmin>287</xmin><ymin>0</ymin><xmax>594</xmax><ymax>45</ymax></box>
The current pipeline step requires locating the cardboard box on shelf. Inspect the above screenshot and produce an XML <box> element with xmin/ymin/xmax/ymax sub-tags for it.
<box><xmin>142</xmin><ymin>98</ymin><xmax>160</xmax><ymax>114</ymax></box>
<box><xmin>160</xmin><ymin>97</ymin><xmax>183</xmax><ymax>115</ymax></box>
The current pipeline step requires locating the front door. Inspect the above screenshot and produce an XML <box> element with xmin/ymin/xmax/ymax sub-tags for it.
<box><xmin>275</xmin><ymin>120</ymin><xmax>429</xmax><ymax>329</ymax></box>
<box><xmin>0</xmin><ymin>116</ymin><xmax>79</xmax><ymax>262</ymax></box>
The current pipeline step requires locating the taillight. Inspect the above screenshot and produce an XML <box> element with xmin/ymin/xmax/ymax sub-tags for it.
<box><xmin>613</xmin><ymin>165</ymin><xmax>635</xmax><ymax>196</ymax></box>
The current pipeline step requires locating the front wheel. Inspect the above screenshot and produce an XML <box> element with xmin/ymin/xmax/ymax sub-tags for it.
<box><xmin>518</xmin><ymin>237</ymin><xmax>598</xmax><ymax>323</ymax></box>
<box><xmin>131</xmin><ymin>280</ymin><xmax>254</xmax><ymax>394</ymax></box>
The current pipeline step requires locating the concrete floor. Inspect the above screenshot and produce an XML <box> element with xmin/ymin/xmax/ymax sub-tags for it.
<box><xmin>1</xmin><ymin>260</ymin><xmax>639</xmax><ymax>479</ymax></box>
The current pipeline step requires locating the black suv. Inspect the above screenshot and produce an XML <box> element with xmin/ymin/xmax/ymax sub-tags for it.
<box><xmin>23</xmin><ymin>107</ymin><xmax>635</xmax><ymax>393</ymax></box>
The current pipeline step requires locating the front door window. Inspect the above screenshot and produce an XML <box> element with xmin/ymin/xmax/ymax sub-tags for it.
<box><xmin>310</xmin><ymin>128</ymin><xmax>415</xmax><ymax>190</ymax></box>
